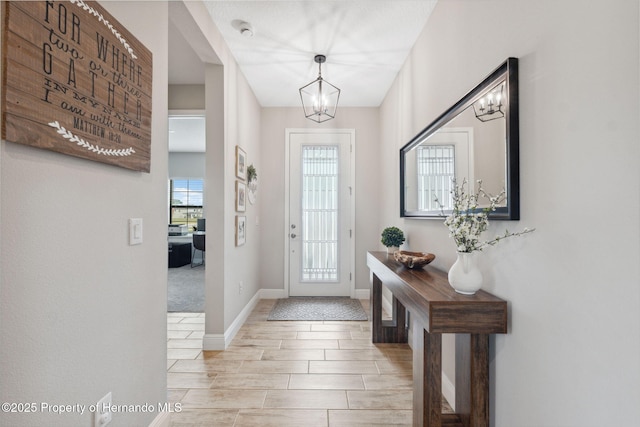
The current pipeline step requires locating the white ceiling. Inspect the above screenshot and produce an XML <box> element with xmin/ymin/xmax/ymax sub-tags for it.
<box><xmin>167</xmin><ymin>0</ymin><xmax>437</xmax><ymax>151</ymax></box>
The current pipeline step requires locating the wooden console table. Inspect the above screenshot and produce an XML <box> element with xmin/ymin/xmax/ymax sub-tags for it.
<box><xmin>367</xmin><ymin>251</ymin><xmax>507</xmax><ymax>427</ymax></box>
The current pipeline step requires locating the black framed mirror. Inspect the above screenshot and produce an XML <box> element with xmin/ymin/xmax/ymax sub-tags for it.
<box><xmin>400</xmin><ymin>57</ymin><xmax>519</xmax><ymax>220</ymax></box>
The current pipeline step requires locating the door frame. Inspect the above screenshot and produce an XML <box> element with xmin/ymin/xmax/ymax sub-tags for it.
<box><xmin>284</xmin><ymin>128</ymin><xmax>356</xmax><ymax>298</ymax></box>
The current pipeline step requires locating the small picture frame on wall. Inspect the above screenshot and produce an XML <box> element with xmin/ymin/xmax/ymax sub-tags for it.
<box><xmin>236</xmin><ymin>146</ymin><xmax>247</xmax><ymax>180</ymax></box>
<box><xmin>236</xmin><ymin>181</ymin><xmax>246</xmax><ymax>212</ymax></box>
<box><xmin>236</xmin><ymin>215</ymin><xmax>246</xmax><ymax>246</ymax></box>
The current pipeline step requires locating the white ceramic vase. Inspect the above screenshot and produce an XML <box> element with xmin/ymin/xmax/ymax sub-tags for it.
<box><xmin>387</xmin><ymin>246</ymin><xmax>399</xmax><ymax>254</ymax></box>
<box><xmin>448</xmin><ymin>251</ymin><xmax>483</xmax><ymax>295</ymax></box>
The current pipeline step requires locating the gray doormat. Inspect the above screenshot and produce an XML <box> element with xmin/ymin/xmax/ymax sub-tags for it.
<box><xmin>267</xmin><ymin>297</ymin><xmax>368</xmax><ymax>321</ymax></box>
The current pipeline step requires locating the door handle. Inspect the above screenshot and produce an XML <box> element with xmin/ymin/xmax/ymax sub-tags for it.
<box><xmin>290</xmin><ymin>233</ymin><xmax>297</xmax><ymax>239</ymax></box>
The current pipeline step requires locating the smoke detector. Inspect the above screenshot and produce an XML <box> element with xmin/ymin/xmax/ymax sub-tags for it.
<box><xmin>238</xmin><ymin>21</ymin><xmax>254</xmax><ymax>38</ymax></box>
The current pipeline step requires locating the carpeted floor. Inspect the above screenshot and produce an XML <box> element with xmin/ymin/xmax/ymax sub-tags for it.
<box><xmin>167</xmin><ymin>264</ymin><xmax>204</xmax><ymax>312</ymax></box>
<box><xmin>267</xmin><ymin>297</ymin><xmax>368</xmax><ymax>321</ymax></box>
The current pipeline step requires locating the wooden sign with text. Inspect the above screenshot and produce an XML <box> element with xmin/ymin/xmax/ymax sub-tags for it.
<box><xmin>2</xmin><ymin>0</ymin><xmax>153</xmax><ymax>172</ymax></box>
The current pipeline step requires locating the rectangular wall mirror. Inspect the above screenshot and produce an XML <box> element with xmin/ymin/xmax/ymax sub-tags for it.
<box><xmin>400</xmin><ymin>57</ymin><xmax>519</xmax><ymax>220</ymax></box>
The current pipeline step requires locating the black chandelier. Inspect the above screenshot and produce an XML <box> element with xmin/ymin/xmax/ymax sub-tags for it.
<box><xmin>299</xmin><ymin>55</ymin><xmax>341</xmax><ymax>123</ymax></box>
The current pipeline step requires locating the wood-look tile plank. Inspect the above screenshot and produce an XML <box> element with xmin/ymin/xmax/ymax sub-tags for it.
<box><xmin>346</xmin><ymin>390</ymin><xmax>413</xmax><ymax>410</ymax></box>
<box><xmin>325</xmin><ymin>348</ymin><xmax>387</xmax><ymax>360</ymax></box>
<box><xmin>167</xmin><ymin>389</ymin><xmax>187</xmax><ymax>403</ymax></box>
<box><xmin>311</xmin><ymin>323</ymin><xmax>365</xmax><ymax>332</ymax></box>
<box><xmin>289</xmin><ymin>374</ymin><xmax>365</xmax><ymax>390</ymax></box>
<box><xmin>264</xmin><ymin>390</ymin><xmax>348</xmax><ymax>409</ymax></box>
<box><xmin>379</xmin><ymin>347</ymin><xmax>413</xmax><ymax>361</ymax></box>
<box><xmin>240</xmin><ymin>323</ymin><xmax>312</xmax><ymax>332</ymax></box>
<box><xmin>180</xmin><ymin>389</ymin><xmax>267</xmax><ymax>409</ymax></box>
<box><xmin>169</xmin><ymin>312</ymin><xmax>204</xmax><ymax>318</ymax></box>
<box><xmin>337</xmin><ymin>339</ymin><xmax>378</xmax><ymax>349</ymax></box>
<box><xmin>167</xmin><ymin>349</ymin><xmax>202</xmax><ymax>360</ymax></box>
<box><xmin>238</xmin><ymin>360</ymin><xmax>309</xmax><ymax>374</ymax></box>
<box><xmin>239</xmin><ymin>331</ymin><xmax>299</xmax><ymax>340</ymax></box>
<box><xmin>168</xmin><ymin>323</ymin><xmax>205</xmax><ymax>331</ymax></box>
<box><xmin>362</xmin><ymin>374</ymin><xmax>413</xmax><ymax>390</ymax></box>
<box><xmin>211</xmin><ymin>373</ymin><xmax>290</xmax><ymax>390</ymax></box>
<box><xmin>201</xmin><ymin>348</ymin><xmax>264</xmax><ymax>361</ymax></box>
<box><xmin>297</xmin><ymin>331</ymin><xmax>353</xmax><ymax>340</ymax></box>
<box><xmin>167</xmin><ymin>372</ymin><xmax>215</xmax><ymax>389</ymax></box>
<box><xmin>281</xmin><ymin>339</ymin><xmax>339</xmax><ymax>349</ymax></box>
<box><xmin>169</xmin><ymin>409</ymin><xmax>238</xmax><ymax>426</ymax></box>
<box><xmin>229</xmin><ymin>339</ymin><xmax>282</xmax><ymax>349</ymax></box>
<box><xmin>375</xmin><ymin>359</ymin><xmax>413</xmax><ymax>375</ymax></box>
<box><xmin>260</xmin><ymin>348</ymin><xmax>325</xmax><ymax>361</ymax></box>
<box><xmin>350</xmin><ymin>331</ymin><xmax>373</xmax><ymax>339</ymax></box>
<box><xmin>168</xmin><ymin>339</ymin><xmax>203</xmax><ymax>349</ymax></box>
<box><xmin>169</xmin><ymin>359</ymin><xmax>243</xmax><ymax>373</ymax></box>
<box><xmin>180</xmin><ymin>317</ymin><xmax>205</xmax><ymax>324</ymax></box>
<box><xmin>167</xmin><ymin>330</ymin><xmax>192</xmax><ymax>339</ymax></box>
<box><xmin>328</xmin><ymin>409</ymin><xmax>412</xmax><ymax>426</ymax></box>
<box><xmin>234</xmin><ymin>409</ymin><xmax>328</xmax><ymax>427</ymax></box>
<box><xmin>309</xmin><ymin>360</ymin><xmax>379</xmax><ymax>374</ymax></box>
<box><xmin>187</xmin><ymin>331</ymin><xmax>204</xmax><ymax>339</ymax></box>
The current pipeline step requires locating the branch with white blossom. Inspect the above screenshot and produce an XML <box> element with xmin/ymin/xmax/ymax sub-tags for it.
<box><xmin>434</xmin><ymin>178</ymin><xmax>535</xmax><ymax>253</ymax></box>
<box><xmin>477</xmin><ymin>227</ymin><xmax>536</xmax><ymax>250</ymax></box>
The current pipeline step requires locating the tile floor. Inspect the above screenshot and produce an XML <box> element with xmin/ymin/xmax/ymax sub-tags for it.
<box><xmin>167</xmin><ymin>299</ymin><xmax>451</xmax><ymax>426</ymax></box>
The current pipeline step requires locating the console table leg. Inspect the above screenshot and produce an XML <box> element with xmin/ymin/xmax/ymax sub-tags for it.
<box><xmin>470</xmin><ymin>334</ymin><xmax>490</xmax><ymax>427</ymax></box>
<box><xmin>412</xmin><ymin>321</ymin><xmax>424</xmax><ymax>427</ymax></box>
<box><xmin>423</xmin><ymin>330</ymin><xmax>442</xmax><ymax>427</ymax></box>
<box><xmin>456</xmin><ymin>334</ymin><xmax>490</xmax><ymax>427</ymax></box>
<box><xmin>370</xmin><ymin>272</ymin><xmax>407</xmax><ymax>343</ymax></box>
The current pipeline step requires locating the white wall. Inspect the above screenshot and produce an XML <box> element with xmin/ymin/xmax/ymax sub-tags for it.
<box><xmin>221</xmin><ymin>60</ymin><xmax>262</xmax><ymax>329</ymax></box>
<box><xmin>0</xmin><ymin>2</ymin><xmax>169</xmax><ymax>426</ymax></box>
<box><xmin>168</xmin><ymin>84</ymin><xmax>205</xmax><ymax>110</ymax></box>
<box><xmin>259</xmin><ymin>107</ymin><xmax>380</xmax><ymax>295</ymax></box>
<box><xmin>380</xmin><ymin>0</ymin><xmax>640</xmax><ymax>425</ymax></box>
<box><xmin>175</xmin><ymin>2</ymin><xmax>263</xmax><ymax>344</ymax></box>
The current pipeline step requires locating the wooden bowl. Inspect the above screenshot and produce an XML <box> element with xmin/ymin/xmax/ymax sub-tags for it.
<box><xmin>393</xmin><ymin>250</ymin><xmax>436</xmax><ymax>269</ymax></box>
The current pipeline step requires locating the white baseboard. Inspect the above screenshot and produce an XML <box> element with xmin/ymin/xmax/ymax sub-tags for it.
<box><xmin>259</xmin><ymin>288</ymin><xmax>286</xmax><ymax>299</ymax></box>
<box><xmin>148</xmin><ymin>411</ymin><xmax>170</xmax><ymax>427</ymax></box>
<box><xmin>223</xmin><ymin>291</ymin><xmax>261</xmax><ymax>347</ymax></box>
<box><xmin>202</xmin><ymin>291</ymin><xmax>261</xmax><ymax>350</ymax></box>
<box><xmin>354</xmin><ymin>288</ymin><xmax>369</xmax><ymax>299</ymax></box>
<box><xmin>257</xmin><ymin>288</ymin><xmax>368</xmax><ymax>300</ymax></box>
<box><xmin>202</xmin><ymin>333</ymin><xmax>226</xmax><ymax>350</ymax></box>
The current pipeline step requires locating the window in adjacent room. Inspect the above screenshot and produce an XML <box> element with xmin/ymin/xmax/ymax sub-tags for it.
<box><xmin>169</xmin><ymin>179</ymin><xmax>204</xmax><ymax>231</ymax></box>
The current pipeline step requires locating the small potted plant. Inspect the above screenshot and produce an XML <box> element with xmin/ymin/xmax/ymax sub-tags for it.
<box><xmin>247</xmin><ymin>164</ymin><xmax>257</xmax><ymax>184</ymax></box>
<box><xmin>247</xmin><ymin>164</ymin><xmax>257</xmax><ymax>204</ymax></box>
<box><xmin>381</xmin><ymin>226</ymin><xmax>405</xmax><ymax>254</ymax></box>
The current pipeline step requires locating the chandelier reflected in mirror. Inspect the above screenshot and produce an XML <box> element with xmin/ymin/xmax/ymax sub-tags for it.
<box><xmin>473</xmin><ymin>82</ymin><xmax>505</xmax><ymax>122</ymax></box>
<box><xmin>299</xmin><ymin>55</ymin><xmax>341</xmax><ymax>123</ymax></box>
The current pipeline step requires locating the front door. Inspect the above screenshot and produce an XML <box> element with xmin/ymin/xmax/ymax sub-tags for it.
<box><xmin>286</xmin><ymin>129</ymin><xmax>354</xmax><ymax>297</ymax></box>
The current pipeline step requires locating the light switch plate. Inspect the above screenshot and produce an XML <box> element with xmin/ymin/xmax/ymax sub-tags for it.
<box><xmin>129</xmin><ymin>218</ymin><xmax>143</xmax><ymax>245</ymax></box>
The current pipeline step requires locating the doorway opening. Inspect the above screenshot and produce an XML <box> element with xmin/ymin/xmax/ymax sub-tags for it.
<box><xmin>168</xmin><ymin>111</ymin><xmax>206</xmax><ymax>313</ymax></box>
